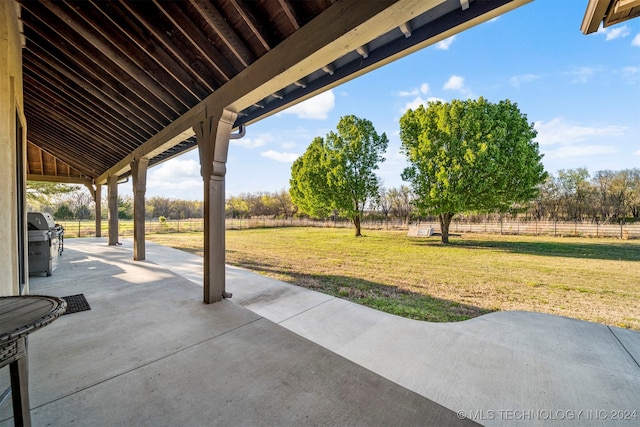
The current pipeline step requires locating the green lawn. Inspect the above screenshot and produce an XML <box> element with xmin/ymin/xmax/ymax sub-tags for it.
<box><xmin>146</xmin><ymin>228</ymin><xmax>640</xmax><ymax>330</ymax></box>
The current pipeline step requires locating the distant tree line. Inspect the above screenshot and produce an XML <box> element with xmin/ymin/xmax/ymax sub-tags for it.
<box><xmin>28</xmin><ymin>166</ymin><xmax>639</xmax><ymax>225</ymax></box>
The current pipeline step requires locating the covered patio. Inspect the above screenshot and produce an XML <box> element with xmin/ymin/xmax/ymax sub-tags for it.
<box><xmin>1</xmin><ymin>238</ymin><xmax>638</xmax><ymax>426</ymax></box>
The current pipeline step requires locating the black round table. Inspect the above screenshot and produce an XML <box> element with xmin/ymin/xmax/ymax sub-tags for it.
<box><xmin>0</xmin><ymin>295</ymin><xmax>66</xmax><ymax>427</ymax></box>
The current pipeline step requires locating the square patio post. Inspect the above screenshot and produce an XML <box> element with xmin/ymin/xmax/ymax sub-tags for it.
<box><xmin>131</xmin><ymin>157</ymin><xmax>149</xmax><ymax>260</ymax></box>
<box><xmin>107</xmin><ymin>175</ymin><xmax>119</xmax><ymax>245</ymax></box>
<box><xmin>194</xmin><ymin>109</ymin><xmax>237</xmax><ymax>303</ymax></box>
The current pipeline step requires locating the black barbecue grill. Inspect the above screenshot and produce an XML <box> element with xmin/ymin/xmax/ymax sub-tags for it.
<box><xmin>27</xmin><ymin>212</ymin><xmax>62</xmax><ymax>276</ymax></box>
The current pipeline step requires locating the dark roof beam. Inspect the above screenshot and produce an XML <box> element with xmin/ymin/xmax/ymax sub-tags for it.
<box><xmin>20</xmin><ymin>11</ymin><xmax>172</xmax><ymax>127</ymax></box>
<box><xmin>153</xmin><ymin>0</ymin><xmax>237</xmax><ymax>82</ymax></box>
<box><xmin>91</xmin><ymin>1</ymin><xmax>209</xmax><ymax>103</ymax></box>
<box><xmin>119</xmin><ymin>2</ymin><xmax>218</xmax><ymax>94</ymax></box>
<box><xmin>228</xmin><ymin>0</ymin><xmax>271</xmax><ymax>52</ymax></box>
<box><xmin>36</xmin><ymin>1</ymin><xmax>187</xmax><ymax>118</ymax></box>
<box><xmin>187</xmin><ymin>0</ymin><xmax>255</xmax><ymax>68</ymax></box>
<box><xmin>22</xmin><ymin>66</ymin><xmax>147</xmax><ymax>146</ymax></box>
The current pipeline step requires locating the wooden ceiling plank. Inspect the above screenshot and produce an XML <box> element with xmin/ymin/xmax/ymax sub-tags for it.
<box><xmin>121</xmin><ymin>1</ymin><xmax>217</xmax><ymax>94</ymax></box>
<box><xmin>228</xmin><ymin>0</ymin><xmax>271</xmax><ymax>52</ymax></box>
<box><xmin>23</xmin><ymin>81</ymin><xmax>135</xmax><ymax>152</ymax></box>
<box><xmin>188</xmin><ymin>0</ymin><xmax>255</xmax><ymax>67</ymax></box>
<box><xmin>87</xmin><ymin>1</ymin><xmax>203</xmax><ymax>107</ymax></box>
<box><xmin>25</xmin><ymin>99</ymin><xmax>126</xmax><ymax>159</ymax></box>
<box><xmin>153</xmin><ymin>0</ymin><xmax>237</xmax><ymax>82</ymax></box>
<box><xmin>42</xmin><ymin>0</ymin><xmax>189</xmax><ymax>116</ymax></box>
<box><xmin>27</xmin><ymin>174</ymin><xmax>92</xmax><ymax>185</ymax></box>
<box><xmin>22</xmin><ymin>18</ymin><xmax>171</xmax><ymax>129</ymax></box>
<box><xmin>277</xmin><ymin>0</ymin><xmax>301</xmax><ymax>31</ymax></box>
<box><xmin>24</xmin><ymin>48</ymin><xmax>162</xmax><ymax>136</ymax></box>
<box><xmin>23</xmin><ymin>69</ymin><xmax>144</xmax><ymax>151</ymax></box>
<box><xmin>27</xmin><ymin>124</ymin><xmax>106</xmax><ymax>177</ymax></box>
<box><xmin>39</xmin><ymin>144</ymin><xmax>44</xmax><ymax>175</ymax></box>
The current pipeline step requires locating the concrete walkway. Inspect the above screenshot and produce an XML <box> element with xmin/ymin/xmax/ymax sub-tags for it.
<box><xmin>1</xmin><ymin>237</ymin><xmax>638</xmax><ymax>426</ymax></box>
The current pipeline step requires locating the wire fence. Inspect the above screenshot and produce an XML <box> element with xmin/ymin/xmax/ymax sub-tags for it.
<box><xmin>55</xmin><ymin>217</ymin><xmax>640</xmax><ymax>239</ymax></box>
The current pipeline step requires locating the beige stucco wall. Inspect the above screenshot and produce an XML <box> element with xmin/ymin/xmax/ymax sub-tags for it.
<box><xmin>0</xmin><ymin>2</ymin><xmax>26</xmax><ymax>296</ymax></box>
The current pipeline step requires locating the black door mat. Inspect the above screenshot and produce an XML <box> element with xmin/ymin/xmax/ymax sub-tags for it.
<box><xmin>61</xmin><ymin>294</ymin><xmax>91</xmax><ymax>315</ymax></box>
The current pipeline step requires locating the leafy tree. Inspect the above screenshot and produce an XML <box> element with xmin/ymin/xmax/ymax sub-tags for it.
<box><xmin>556</xmin><ymin>168</ymin><xmax>593</xmax><ymax>222</ymax></box>
<box><xmin>118</xmin><ymin>196</ymin><xmax>133</xmax><ymax>220</ymax></box>
<box><xmin>400</xmin><ymin>98</ymin><xmax>546</xmax><ymax>243</ymax></box>
<box><xmin>54</xmin><ymin>204</ymin><xmax>74</xmax><ymax>220</ymax></box>
<box><xmin>290</xmin><ymin>115</ymin><xmax>388</xmax><ymax>236</ymax></box>
<box><xmin>26</xmin><ymin>181</ymin><xmax>78</xmax><ymax>211</ymax></box>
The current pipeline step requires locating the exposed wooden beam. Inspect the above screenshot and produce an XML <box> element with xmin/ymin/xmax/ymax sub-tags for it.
<box><xmin>187</xmin><ymin>0</ymin><xmax>255</xmax><ymax>68</ymax></box>
<box><xmin>41</xmin><ymin>0</ymin><xmax>188</xmax><ymax>115</ymax></box>
<box><xmin>277</xmin><ymin>0</ymin><xmax>300</xmax><ymax>31</ymax></box>
<box><xmin>27</xmin><ymin>174</ymin><xmax>92</xmax><ymax>185</ymax></box>
<box><xmin>582</xmin><ymin>0</ymin><xmax>611</xmax><ymax>34</ymax></box>
<box><xmin>228</xmin><ymin>0</ymin><xmax>270</xmax><ymax>52</ymax></box>
<box><xmin>153</xmin><ymin>0</ymin><xmax>236</xmax><ymax>82</ymax></box>
<box><xmin>121</xmin><ymin>1</ymin><xmax>217</xmax><ymax>94</ymax></box>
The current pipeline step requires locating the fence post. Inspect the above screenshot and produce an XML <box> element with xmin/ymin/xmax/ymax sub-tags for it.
<box><xmin>78</xmin><ymin>220</ymin><xmax>81</xmax><ymax>238</ymax></box>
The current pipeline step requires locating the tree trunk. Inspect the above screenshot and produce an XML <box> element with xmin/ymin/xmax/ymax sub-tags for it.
<box><xmin>353</xmin><ymin>214</ymin><xmax>362</xmax><ymax>237</ymax></box>
<box><xmin>439</xmin><ymin>212</ymin><xmax>454</xmax><ymax>244</ymax></box>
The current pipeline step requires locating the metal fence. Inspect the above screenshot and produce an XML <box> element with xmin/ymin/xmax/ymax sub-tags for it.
<box><xmin>56</xmin><ymin>217</ymin><xmax>640</xmax><ymax>239</ymax></box>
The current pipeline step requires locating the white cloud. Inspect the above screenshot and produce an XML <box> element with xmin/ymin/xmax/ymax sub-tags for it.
<box><xmin>534</xmin><ymin>117</ymin><xmax>626</xmax><ymax>147</ymax></box>
<box><xmin>633</xmin><ymin>149</ymin><xmax>640</xmax><ymax>156</ymax></box>
<box><xmin>633</xmin><ymin>34</ymin><xmax>640</xmax><ymax>46</ymax></box>
<box><xmin>567</xmin><ymin>66</ymin><xmax>596</xmax><ymax>84</ymax></box>
<box><xmin>397</xmin><ymin>83</ymin><xmax>429</xmax><ymax>97</ymax></box>
<box><xmin>401</xmin><ymin>96</ymin><xmax>444</xmax><ymax>113</ymax></box>
<box><xmin>598</xmin><ymin>24</ymin><xmax>631</xmax><ymax>41</ymax></box>
<box><xmin>260</xmin><ymin>150</ymin><xmax>299</xmax><ymax>162</ymax></box>
<box><xmin>280</xmin><ymin>90</ymin><xmax>335</xmax><ymax>120</ymax></box>
<box><xmin>435</xmin><ymin>35</ymin><xmax>456</xmax><ymax>50</ymax></box>
<box><xmin>231</xmin><ymin>133</ymin><xmax>272</xmax><ymax>149</ymax></box>
<box><xmin>509</xmin><ymin>73</ymin><xmax>540</xmax><ymax>88</ymax></box>
<box><xmin>442</xmin><ymin>75</ymin><xmax>473</xmax><ymax>98</ymax></box>
<box><xmin>147</xmin><ymin>158</ymin><xmax>202</xmax><ymax>197</ymax></box>
<box><xmin>149</xmin><ymin>158</ymin><xmax>199</xmax><ymax>180</ymax></box>
<box><xmin>543</xmin><ymin>145</ymin><xmax>618</xmax><ymax>160</ymax></box>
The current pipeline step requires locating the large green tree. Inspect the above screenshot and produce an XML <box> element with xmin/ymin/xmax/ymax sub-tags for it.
<box><xmin>290</xmin><ymin>115</ymin><xmax>388</xmax><ymax>236</ymax></box>
<box><xmin>400</xmin><ymin>97</ymin><xmax>546</xmax><ymax>243</ymax></box>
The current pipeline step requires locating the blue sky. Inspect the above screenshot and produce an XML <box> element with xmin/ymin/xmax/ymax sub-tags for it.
<box><xmin>137</xmin><ymin>0</ymin><xmax>640</xmax><ymax>201</ymax></box>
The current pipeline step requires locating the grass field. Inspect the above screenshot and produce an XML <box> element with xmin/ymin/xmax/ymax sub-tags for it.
<box><xmin>145</xmin><ymin>228</ymin><xmax>640</xmax><ymax>330</ymax></box>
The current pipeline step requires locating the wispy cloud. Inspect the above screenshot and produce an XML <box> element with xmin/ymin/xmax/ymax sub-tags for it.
<box><xmin>396</xmin><ymin>83</ymin><xmax>429</xmax><ymax>97</ymax></box>
<box><xmin>147</xmin><ymin>158</ymin><xmax>202</xmax><ymax>196</ymax></box>
<box><xmin>509</xmin><ymin>73</ymin><xmax>541</xmax><ymax>88</ymax></box>
<box><xmin>633</xmin><ymin>149</ymin><xmax>640</xmax><ymax>156</ymax></box>
<box><xmin>567</xmin><ymin>66</ymin><xmax>597</xmax><ymax>84</ymax></box>
<box><xmin>231</xmin><ymin>133</ymin><xmax>272</xmax><ymax>149</ymax></box>
<box><xmin>534</xmin><ymin>117</ymin><xmax>626</xmax><ymax>146</ymax></box>
<box><xmin>260</xmin><ymin>150</ymin><xmax>299</xmax><ymax>162</ymax></box>
<box><xmin>435</xmin><ymin>35</ymin><xmax>456</xmax><ymax>50</ymax></box>
<box><xmin>598</xmin><ymin>24</ymin><xmax>631</xmax><ymax>41</ymax></box>
<box><xmin>633</xmin><ymin>34</ymin><xmax>640</xmax><ymax>47</ymax></box>
<box><xmin>443</xmin><ymin>75</ymin><xmax>474</xmax><ymax>98</ymax></box>
<box><xmin>543</xmin><ymin>144</ymin><xmax>618</xmax><ymax>160</ymax></box>
<box><xmin>280</xmin><ymin>90</ymin><xmax>335</xmax><ymax>120</ymax></box>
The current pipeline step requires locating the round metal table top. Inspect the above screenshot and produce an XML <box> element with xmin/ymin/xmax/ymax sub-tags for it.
<box><xmin>0</xmin><ymin>295</ymin><xmax>67</xmax><ymax>343</ymax></box>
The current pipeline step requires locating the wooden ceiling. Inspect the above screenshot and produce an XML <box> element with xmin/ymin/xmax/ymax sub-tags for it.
<box><xmin>18</xmin><ymin>0</ymin><xmax>531</xmax><ymax>185</ymax></box>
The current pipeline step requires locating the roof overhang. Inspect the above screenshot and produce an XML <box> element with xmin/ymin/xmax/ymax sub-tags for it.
<box><xmin>18</xmin><ymin>0</ymin><xmax>533</xmax><ymax>186</ymax></box>
<box><xmin>582</xmin><ymin>0</ymin><xmax>640</xmax><ymax>34</ymax></box>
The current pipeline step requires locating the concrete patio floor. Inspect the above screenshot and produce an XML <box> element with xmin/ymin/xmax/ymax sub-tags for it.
<box><xmin>1</xmin><ymin>237</ymin><xmax>638</xmax><ymax>426</ymax></box>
